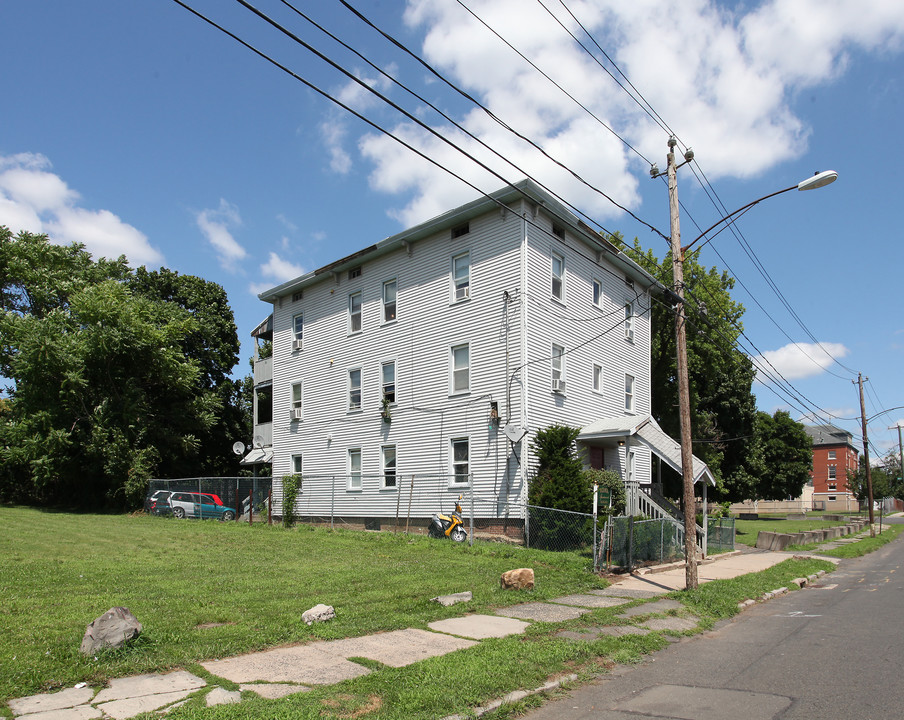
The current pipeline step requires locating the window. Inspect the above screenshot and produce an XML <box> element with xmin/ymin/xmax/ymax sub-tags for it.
<box><xmin>348</xmin><ymin>266</ymin><xmax>362</xmax><ymax>280</ymax></box>
<box><xmin>451</xmin><ymin>438</ymin><xmax>469</xmax><ymax>484</ymax></box>
<box><xmin>292</xmin><ymin>313</ymin><xmax>303</xmax><ymax>350</ymax></box>
<box><xmin>348</xmin><ymin>448</ymin><xmax>362</xmax><ymax>490</ymax></box>
<box><xmin>593</xmin><ymin>363</ymin><xmax>603</xmax><ymax>393</ymax></box>
<box><xmin>828</xmin><ymin>495</ymin><xmax>837</xmax><ymax>502</ymax></box>
<box><xmin>452</xmin><ymin>222</ymin><xmax>470</xmax><ymax>238</ymax></box>
<box><xmin>451</xmin><ymin>343</ymin><xmax>470</xmax><ymax>394</ymax></box>
<box><xmin>828</xmin><ymin>483</ymin><xmax>837</xmax><ymax>491</ymax></box>
<box><xmin>828</xmin><ymin>465</ymin><xmax>837</xmax><ymax>481</ymax></box>
<box><xmin>382</xmin><ymin>360</ymin><xmax>396</xmax><ymax>404</ymax></box>
<box><xmin>551</xmin><ymin>344</ymin><xmax>565</xmax><ymax>384</ymax></box>
<box><xmin>291</xmin><ymin>381</ymin><xmax>302</xmax><ymax>420</ymax></box>
<box><xmin>551</xmin><ymin>253</ymin><xmax>564</xmax><ymax>301</ymax></box>
<box><xmin>453</xmin><ymin>252</ymin><xmax>470</xmax><ymax>301</ymax></box>
<box><xmin>349</xmin><ymin>292</ymin><xmax>362</xmax><ymax>333</ymax></box>
<box><xmin>624</xmin><ymin>373</ymin><xmax>635</xmax><ymax>412</ymax></box>
<box><xmin>382</xmin><ymin>445</ymin><xmax>397</xmax><ymax>488</ymax></box>
<box><xmin>292</xmin><ymin>290</ymin><xmax>303</xmax><ymax>302</ymax></box>
<box><xmin>382</xmin><ymin>279</ymin><xmax>397</xmax><ymax>323</ymax></box>
<box><xmin>592</xmin><ymin>279</ymin><xmax>603</xmax><ymax>307</ymax></box>
<box><xmin>348</xmin><ymin>368</ymin><xmax>362</xmax><ymax>412</ymax></box>
<box><xmin>828</xmin><ymin>450</ymin><xmax>837</xmax><ymax>459</ymax></box>
<box><xmin>624</xmin><ymin>302</ymin><xmax>634</xmax><ymax>342</ymax></box>
<box><xmin>552</xmin><ymin>223</ymin><xmax>565</xmax><ymax>240</ymax></box>
<box><xmin>291</xmin><ymin>455</ymin><xmax>303</xmax><ymax>475</ymax></box>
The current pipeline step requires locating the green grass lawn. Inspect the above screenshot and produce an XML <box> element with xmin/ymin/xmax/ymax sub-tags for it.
<box><xmin>0</xmin><ymin>506</ymin><xmax>836</xmax><ymax>719</ymax></box>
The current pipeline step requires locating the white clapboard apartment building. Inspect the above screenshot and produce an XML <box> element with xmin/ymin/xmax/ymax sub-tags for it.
<box><xmin>245</xmin><ymin>179</ymin><xmax>713</xmax><ymax>535</ymax></box>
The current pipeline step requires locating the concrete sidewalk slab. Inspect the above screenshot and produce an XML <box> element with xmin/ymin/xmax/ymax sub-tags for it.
<box><xmin>550</xmin><ymin>593</ymin><xmax>633</xmax><ymax>609</ymax></box>
<box><xmin>496</xmin><ymin>603</ymin><xmax>588</xmax><ymax>623</ymax></box>
<box><xmin>593</xmin><ymin>587</ymin><xmax>663</xmax><ymax>600</ymax></box>
<box><xmin>9</xmin><ymin>687</ymin><xmax>96</xmax><ymax>716</ymax></box>
<box><xmin>239</xmin><ymin>683</ymin><xmax>311</xmax><ymax>699</ymax></box>
<box><xmin>96</xmin><ymin>690</ymin><xmax>196</xmax><ymax>720</ymax></box>
<box><xmin>428</xmin><ymin>614</ymin><xmax>530</xmax><ymax>639</ymax></box>
<box><xmin>93</xmin><ymin>670</ymin><xmax>205</xmax><ymax>704</ymax></box>
<box><xmin>320</xmin><ymin>628</ymin><xmax>476</xmax><ymax>668</ymax></box>
<box><xmin>639</xmin><ymin>616</ymin><xmax>699</xmax><ymax>632</ymax></box>
<box><xmin>618</xmin><ymin>598</ymin><xmax>683</xmax><ymax>617</ymax></box>
<box><xmin>202</xmin><ymin>644</ymin><xmax>371</xmax><ymax>685</ymax></box>
<box><xmin>15</xmin><ymin>707</ymin><xmax>101</xmax><ymax>720</ymax></box>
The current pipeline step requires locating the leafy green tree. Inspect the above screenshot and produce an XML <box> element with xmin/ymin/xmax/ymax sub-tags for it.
<box><xmin>614</xmin><ymin>235</ymin><xmax>760</xmax><ymax>502</ymax></box>
<box><xmin>847</xmin><ymin>453</ymin><xmax>903</xmax><ymax>504</ymax></box>
<box><xmin>528</xmin><ymin>424</ymin><xmax>589</xmax><ymax>511</ymax></box>
<box><xmin>0</xmin><ymin>228</ymin><xmax>247</xmax><ymax>506</ymax></box>
<box><xmin>754</xmin><ymin>410</ymin><xmax>812</xmax><ymax>501</ymax></box>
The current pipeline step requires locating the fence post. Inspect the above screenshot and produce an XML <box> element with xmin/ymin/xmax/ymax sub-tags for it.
<box><xmin>469</xmin><ymin>475</ymin><xmax>474</xmax><ymax>546</ymax></box>
<box><xmin>248</xmin><ymin>488</ymin><xmax>253</xmax><ymax>525</ymax></box>
<box><xmin>525</xmin><ymin>503</ymin><xmax>530</xmax><ymax>548</ymax></box>
<box><xmin>268</xmin><ymin>487</ymin><xmax>272</xmax><ymax>525</ymax></box>
<box><xmin>628</xmin><ymin>515</ymin><xmax>635</xmax><ymax>572</ymax></box>
<box><xmin>330</xmin><ymin>475</ymin><xmax>336</xmax><ymax>531</ymax></box>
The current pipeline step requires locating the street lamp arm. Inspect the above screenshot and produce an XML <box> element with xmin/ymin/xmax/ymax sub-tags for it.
<box><xmin>682</xmin><ymin>170</ymin><xmax>838</xmax><ymax>254</ymax></box>
<box><xmin>682</xmin><ymin>185</ymin><xmax>796</xmax><ymax>253</ymax></box>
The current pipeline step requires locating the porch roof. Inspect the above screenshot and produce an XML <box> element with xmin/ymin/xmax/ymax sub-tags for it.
<box><xmin>578</xmin><ymin>414</ymin><xmax>715</xmax><ymax>486</ymax></box>
<box><xmin>240</xmin><ymin>446</ymin><xmax>273</xmax><ymax>465</ymax></box>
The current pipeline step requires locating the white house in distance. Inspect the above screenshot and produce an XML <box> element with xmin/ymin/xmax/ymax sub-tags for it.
<box><xmin>247</xmin><ymin>179</ymin><xmax>713</xmax><ymax>537</ymax></box>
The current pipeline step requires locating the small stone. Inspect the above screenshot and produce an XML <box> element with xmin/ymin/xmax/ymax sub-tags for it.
<box><xmin>80</xmin><ymin>607</ymin><xmax>142</xmax><ymax>655</ymax></box>
<box><xmin>431</xmin><ymin>591</ymin><xmax>472</xmax><ymax>607</ymax></box>
<box><xmin>302</xmin><ymin>603</ymin><xmax>336</xmax><ymax>625</ymax></box>
<box><xmin>501</xmin><ymin>568</ymin><xmax>534</xmax><ymax>590</ymax></box>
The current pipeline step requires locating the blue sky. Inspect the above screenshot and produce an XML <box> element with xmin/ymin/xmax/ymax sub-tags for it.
<box><xmin>2</xmin><ymin>0</ymin><xmax>903</xmax><ymax>461</ymax></box>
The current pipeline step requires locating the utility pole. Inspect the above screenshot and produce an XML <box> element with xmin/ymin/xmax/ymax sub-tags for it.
<box><xmin>667</xmin><ymin>137</ymin><xmax>698</xmax><ymax>590</ymax></box>
<box><xmin>855</xmin><ymin>373</ymin><xmax>875</xmax><ymax>535</ymax></box>
<box><xmin>889</xmin><ymin>423</ymin><xmax>903</xmax><ymax>503</ymax></box>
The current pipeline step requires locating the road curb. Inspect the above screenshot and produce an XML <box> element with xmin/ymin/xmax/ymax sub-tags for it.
<box><xmin>737</xmin><ymin>570</ymin><xmax>827</xmax><ymax>610</ymax></box>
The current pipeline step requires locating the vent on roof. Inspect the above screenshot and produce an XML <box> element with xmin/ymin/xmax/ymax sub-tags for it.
<box><xmin>292</xmin><ymin>291</ymin><xmax>303</xmax><ymax>302</ymax></box>
<box><xmin>348</xmin><ymin>266</ymin><xmax>362</xmax><ymax>280</ymax></box>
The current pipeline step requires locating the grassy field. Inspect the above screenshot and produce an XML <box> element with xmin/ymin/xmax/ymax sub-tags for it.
<box><xmin>0</xmin><ymin>506</ymin><xmax>835</xmax><ymax>719</ymax></box>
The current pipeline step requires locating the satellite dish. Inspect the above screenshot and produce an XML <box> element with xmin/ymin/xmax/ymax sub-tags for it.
<box><xmin>503</xmin><ymin>424</ymin><xmax>528</xmax><ymax>443</ymax></box>
<box><xmin>232</xmin><ymin>441</ymin><xmax>246</xmax><ymax>456</ymax></box>
<box><xmin>253</xmin><ymin>434</ymin><xmax>264</xmax><ymax>448</ymax></box>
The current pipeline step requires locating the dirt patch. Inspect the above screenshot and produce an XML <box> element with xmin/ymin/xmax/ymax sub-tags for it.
<box><xmin>321</xmin><ymin>693</ymin><xmax>383</xmax><ymax>718</ymax></box>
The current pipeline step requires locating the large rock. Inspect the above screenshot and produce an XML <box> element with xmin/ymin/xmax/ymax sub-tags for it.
<box><xmin>80</xmin><ymin>607</ymin><xmax>142</xmax><ymax>655</ymax></box>
<box><xmin>302</xmin><ymin>604</ymin><xmax>335</xmax><ymax>625</ymax></box>
<box><xmin>500</xmin><ymin>568</ymin><xmax>534</xmax><ymax>590</ymax></box>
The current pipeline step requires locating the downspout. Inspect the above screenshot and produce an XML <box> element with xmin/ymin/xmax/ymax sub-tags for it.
<box><xmin>520</xmin><ymin>207</ymin><xmax>530</xmax><ymax>511</ymax></box>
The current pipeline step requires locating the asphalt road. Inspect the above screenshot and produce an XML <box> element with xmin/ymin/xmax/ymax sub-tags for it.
<box><xmin>522</xmin><ymin>528</ymin><xmax>904</xmax><ymax>720</ymax></box>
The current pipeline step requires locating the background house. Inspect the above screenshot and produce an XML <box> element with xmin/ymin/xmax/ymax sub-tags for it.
<box><xmin>247</xmin><ymin>180</ymin><xmax>711</xmax><ymax>535</ymax></box>
<box><xmin>804</xmin><ymin>424</ymin><xmax>860</xmax><ymax>512</ymax></box>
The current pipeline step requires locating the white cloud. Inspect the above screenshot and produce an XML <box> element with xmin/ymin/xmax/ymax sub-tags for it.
<box><xmin>259</xmin><ymin>251</ymin><xmax>306</xmax><ymax>284</ymax></box>
<box><xmin>195</xmin><ymin>199</ymin><xmax>246</xmax><ymax>271</ymax></box>
<box><xmin>0</xmin><ymin>153</ymin><xmax>163</xmax><ymax>266</ymax></box>
<box><xmin>337</xmin><ymin>0</ymin><xmax>904</xmax><ymax>227</ymax></box>
<box><xmin>754</xmin><ymin>341</ymin><xmax>849</xmax><ymax>382</ymax></box>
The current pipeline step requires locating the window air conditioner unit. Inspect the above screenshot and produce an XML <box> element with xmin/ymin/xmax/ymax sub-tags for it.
<box><xmin>292</xmin><ymin>339</ymin><xmax>303</xmax><ymax>351</ymax></box>
<box><xmin>455</xmin><ymin>286</ymin><xmax>470</xmax><ymax>300</ymax></box>
<box><xmin>291</xmin><ymin>408</ymin><xmax>303</xmax><ymax>420</ymax></box>
<box><xmin>552</xmin><ymin>379</ymin><xmax>566</xmax><ymax>393</ymax></box>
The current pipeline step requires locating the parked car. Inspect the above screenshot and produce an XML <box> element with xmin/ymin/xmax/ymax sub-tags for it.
<box><xmin>144</xmin><ymin>490</ymin><xmax>173</xmax><ymax>516</ymax></box>
<box><xmin>169</xmin><ymin>492</ymin><xmax>235</xmax><ymax>521</ymax></box>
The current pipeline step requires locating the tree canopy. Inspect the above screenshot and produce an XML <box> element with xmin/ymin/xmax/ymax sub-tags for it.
<box><xmin>614</xmin><ymin>235</ymin><xmax>760</xmax><ymax>502</ymax></box>
<box><xmin>0</xmin><ymin>227</ymin><xmax>247</xmax><ymax>508</ymax></box>
<box><xmin>753</xmin><ymin>410</ymin><xmax>812</xmax><ymax>501</ymax></box>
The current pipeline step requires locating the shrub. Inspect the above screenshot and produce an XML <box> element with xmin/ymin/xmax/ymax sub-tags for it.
<box><xmin>281</xmin><ymin>474</ymin><xmax>301</xmax><ymax>528</ymax></box>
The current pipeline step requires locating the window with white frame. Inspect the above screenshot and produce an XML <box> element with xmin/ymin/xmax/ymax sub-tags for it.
<box><xmin>624</xmin><ymin>302</ymin><xmax>634</xmax><ymax>342</ymax></box>
<box><xmin>624</xmin><ymin>373</ymin><xmax>635</xmax><ymax>412</ymax></box>
<box><xmin>349</xmin><ymin>291</ymin><xmax>362</xmax><ymax>333</ymax></box>
<box><xmin>452</xmin><ymin>252</ymin><xmax>470</xmax><ymax>301</ymax></box>
<box><xmin>551</xmin><ymin>253</ymin><xmax>564</xmax><ymax>301</ymax></box>
<box><xmin>348</xmin><ymin>367</ymin><xmax>362</xmax><ymax>411</ymax></box>
<box><xmin>451</xmin><ymin>437</ymin><xmax>469</xmax><ymax>484</ymax></box>
<box><xmin>382</xmin><ymin>445</ymin><xmax>397</xmax><ymax>488</ymax></box>
<box><xmin>828</xmin><ymin>465</ymin><xmax>837</xmax><ymax>481</ymax></box>
<box><xmin>291</xmin><ymin>454</ymin><xmax>303</xmax><ymax>475</ymax></box>
<box><xmin>292</xmin><ymin>313</ymin><xmax>303</xmax><ymax>349</ymax></box>
<box><xmin>593</xmin><ymin>363</ymin><xmax>603</xmax><ymax>393</ymax></box>
<box><xmin>451</xmin><ymin>343</ymin><xmax>470</xmax><ymax>394</ymax></box>
<box><xmin>382</xmin><ymin>360</ymin><xmax>396</xmax><ymax>404</ymax></box>
<box><xmin>551</xmin><ymin>344</ymin><xmax>565</xmax><ymax>387</ymax></box>
<box><xmin>291</xmin><ymin>381</ymin><xmax>302</xmax><ymax>420</ymax></box>
<box><xmin>382</xmin><ymin>279</ymin><xmax>397</xmax><ymax>323</ymax></box>
<box><xmin>592</xmin><ymin>279</ymin><xmax>603</xmax><ymax>307</ymax></box>
<box><xmin>348</xmin><ymin>448</ymin><xmax>362</xmax><ymax>490</ymax></box>
<box><xmin>828</xmin><ymin>450</ymin><xmax>837</xmax><ymax>459</ymax></box>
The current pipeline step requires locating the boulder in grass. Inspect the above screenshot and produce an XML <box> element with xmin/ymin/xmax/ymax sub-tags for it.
<box><xmin>500</xmin><ymin>568</ymin><xmax>534</xmax><ymax>590</ymax></box>
<box><xmin>302</xmin><ymin>604</ymin><xmax>335</xmax><ymax>625</ymax></box>
<box><xmin>80</xmin><ymin>607</ymin><xmax>142</xmax><ymax>655</ymax></box>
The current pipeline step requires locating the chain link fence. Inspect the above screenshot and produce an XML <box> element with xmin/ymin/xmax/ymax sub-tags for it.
<box><xmin>707</xmin><ymin>516</ymin><xmax>736</xmax><ymax>553</ymax></box>
<box><xmin>600</xmin><ymin>516</ymin><xmax>684</xmax><ymax>571</ymax></box>
<box><xmin>147</xmin><ymin>477</ymin><xmax>273</xmax><ymax>522</ymax></box>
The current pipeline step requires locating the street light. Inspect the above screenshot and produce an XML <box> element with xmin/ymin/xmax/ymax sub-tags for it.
<box><xmin>659</xmin><ymin>138</ymin><xmax>837</xmax><ymax>589</ymax></box>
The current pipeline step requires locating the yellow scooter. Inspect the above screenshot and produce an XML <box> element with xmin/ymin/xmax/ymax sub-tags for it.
<box><xmin>428</xmin><ymin>495</ymin><xmax>467</xmax><ymax>542</ymax></box>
